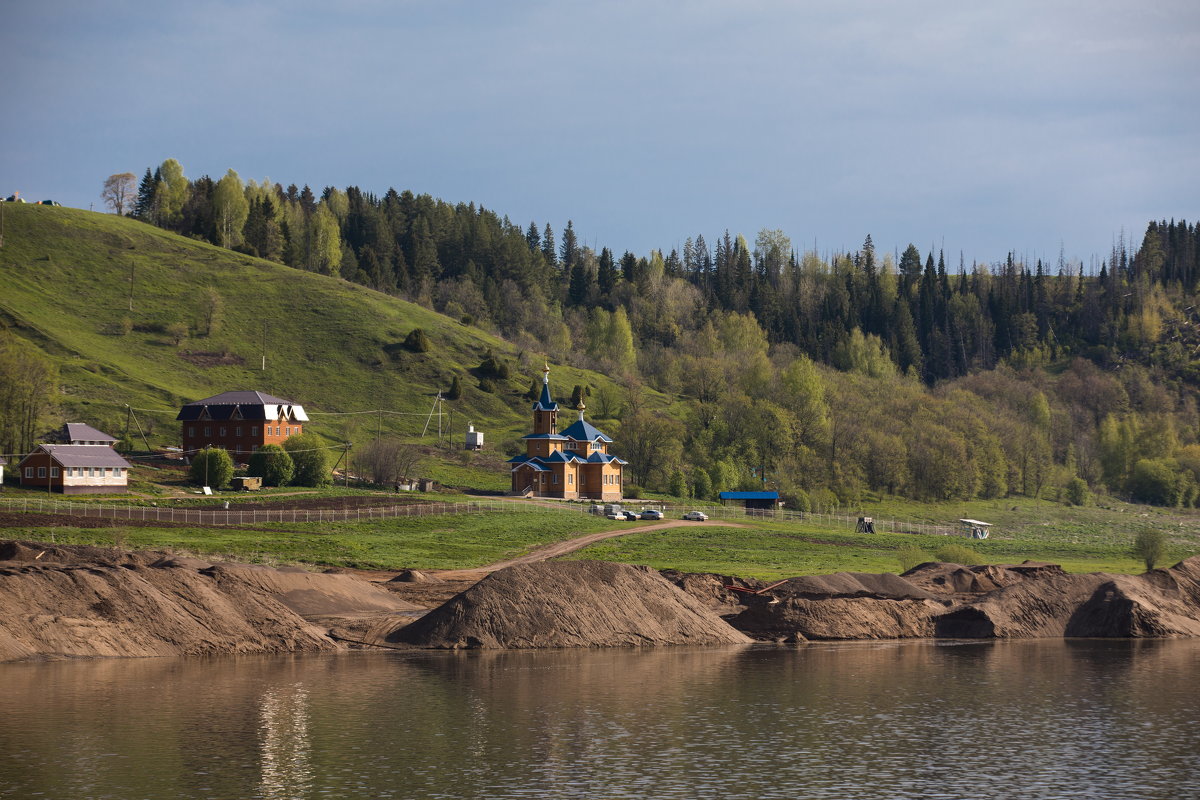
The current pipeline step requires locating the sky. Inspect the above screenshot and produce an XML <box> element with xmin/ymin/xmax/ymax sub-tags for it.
<box><xmin>3</xmin><ymin>0</ymin><xmax>1198</xmax><ymax>268</ymax></box>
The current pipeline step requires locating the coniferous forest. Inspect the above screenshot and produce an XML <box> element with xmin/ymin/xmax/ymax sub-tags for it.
<box><xmin>116</xmin><ymin>160</ymin><xmax>1200</xmax><ymax>508</ymax></box>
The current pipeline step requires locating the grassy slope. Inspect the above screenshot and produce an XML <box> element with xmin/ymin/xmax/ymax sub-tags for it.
<box><xmin>0</xmin><ymin>204</ymin><xmax>634</xmax><ymax>482</ymax></box>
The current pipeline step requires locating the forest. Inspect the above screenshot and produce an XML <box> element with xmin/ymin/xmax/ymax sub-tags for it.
<box><xmin>100</xmin><ymin>161</ymin><xmax>1200</xmax><ymax>508</ymax></box>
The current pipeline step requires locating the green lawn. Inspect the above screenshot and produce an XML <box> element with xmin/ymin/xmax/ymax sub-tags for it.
<box><xmin>566</xmin><ymin>515</ymin><xmax>1186</xmax><ymax>579</ymax></box>
<box><xmin>5</xmin><ymin>507</ymin><xmax>613</xmax><ymax>571</ymax></box>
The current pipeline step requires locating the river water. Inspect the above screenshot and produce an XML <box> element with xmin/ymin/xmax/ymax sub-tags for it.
<box><xmin>1</xmin><ymin>640</ymin><xmax>1197</xmax><ymax>800</ymax></box>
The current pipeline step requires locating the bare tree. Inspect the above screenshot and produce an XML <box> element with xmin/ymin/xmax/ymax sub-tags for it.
<box><xmin>355</xmin><ymin>439</ymin><xmax>423</xmax><ymax>486</ymax></box>
<box><xmin>101</xmin><ymin>173</ymin><xmax>137</xmax><ymax>215</ymax></box>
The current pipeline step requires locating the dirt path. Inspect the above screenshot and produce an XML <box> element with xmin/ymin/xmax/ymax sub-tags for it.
<box><xmin>431</xmin><ymin>519</ymin><xmax>746</xmax><ymax>581</ymax></box>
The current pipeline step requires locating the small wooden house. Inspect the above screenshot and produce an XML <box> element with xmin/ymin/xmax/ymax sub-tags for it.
<box><xmin>19</xmin><ymin>445</ymin><xmax>133</xmax><ymax>495</ymax></box>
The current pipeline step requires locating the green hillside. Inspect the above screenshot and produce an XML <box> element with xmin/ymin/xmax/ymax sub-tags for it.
<box><xmin>0</xmin><ymin>204</ymin><xmax>633</xmax><ymax>486</ymax></box>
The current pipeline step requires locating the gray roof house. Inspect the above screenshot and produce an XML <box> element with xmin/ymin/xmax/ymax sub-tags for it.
<box><xmin>55</xmin><ymin>423</ymin><xmax>119</xmax><ymax>446</ymax></box>
<box><xmin>18</xmin><ymin>445</ymin><xmax>133</xmax><ymax>495</ymax></box>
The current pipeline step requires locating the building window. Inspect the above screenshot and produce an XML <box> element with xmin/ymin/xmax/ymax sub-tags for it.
<box><xmin>38</xmin><ymin>466</ymin><xmax>46</xmax><ymax>478</ymax></box>
<box><xmin>251</xmin><ymin>426</ymin><xmax>259</xmax><ymax>437</ymax></box>
<box><xmin>568</xmin><ymin>473</ymin><xmax>573</xmax><ymax>484</ymax></box>
<box><xmin>204</xmin><ymin>427</ymin><xmax>211</xmax><ymax>437</ymax></box>
<box><xmin>114</xmin><ymin>467</ymin><xmax>122</xmax><ymax>477</ymax></box>
<box><xmin>285</xmin><ymin>427</ymin><xmax>291</xmax><ymax>436</ymax></box>
<box><xmin>188</xmin><ymin>426</ymin><xmax>195</xmax><ymax>437</ymax></box>
<box><xmin>50</xmin><ymin>467</ymin><xmax>59</xmax><ymax>478</ymax></box>
<box><xmin>25</xmin><ymin>467</ymin><xmax>33</xmax><ymax>478</ymax></box>
<box><xmin>236</xmin><ymin>427</ymin><xmax>242</xmax><ymax>437</ymax></box>
<box><xmin>552</xmin><ymin>474</ymin><xmax>558</xmax><ymax>484</ymax></box>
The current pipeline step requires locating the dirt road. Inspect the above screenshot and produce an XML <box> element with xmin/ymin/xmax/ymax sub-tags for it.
<box><xmin>431</xmin><ymin>519</ymin><xmax>745</xmax><ymax>581</ymax></box>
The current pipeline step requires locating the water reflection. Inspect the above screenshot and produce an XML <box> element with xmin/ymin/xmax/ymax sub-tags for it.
<box><xmin>0</xmin><ymin>641</ymin><xmax>1197</xmax><ymax>799</ymax></box>
<box><xmin>258</xmin><ymin>685</ymin><xmax>312</xmax><ymax>800</ymax></box>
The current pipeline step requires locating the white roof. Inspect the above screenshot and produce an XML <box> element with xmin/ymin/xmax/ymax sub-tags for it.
<box><xmin>958</xmin><ymin>519</ymin><xmax>992</xmax><ymax>527</ymax></box>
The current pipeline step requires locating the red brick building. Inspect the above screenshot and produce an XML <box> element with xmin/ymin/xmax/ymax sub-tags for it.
<box><xmin>176</xmin><ymin>391</ymin><xmax>309</xmax><ymax>459</ymax></box>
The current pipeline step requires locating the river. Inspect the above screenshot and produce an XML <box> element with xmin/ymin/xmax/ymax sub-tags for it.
<box><xmin>1</xmin><ymin>640</ymin><xmax>1197</xmax><ymax>799</ymax></box>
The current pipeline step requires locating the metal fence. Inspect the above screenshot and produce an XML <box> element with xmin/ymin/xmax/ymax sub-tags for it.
<box><xmin>0</xmin><ymin>497</ymin><xmax>579</xmax><ymax>526</ymax></box>
<box><xmin>0</xmin><ymin>496</ymin><xmax>959</xmax><ymax>536</ymax></box>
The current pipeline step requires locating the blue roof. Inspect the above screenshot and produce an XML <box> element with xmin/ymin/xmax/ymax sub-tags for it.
<box><xmin>520</xmin><ymin>432</ymin><xmax>568</xmax><ymax>440</ymax></box>
<box><xmin>533</xmin><ymin>380</ymin><xmax>558</xmax><ymax>411</ymax></box>
<box><xmin>512</xmin><ymin>461</ymin><xmax>549</xmax><ymax>473</ymax></box>
<box><xmin>719</xmin><ymin>491</ymin><xmax>779</xmax><ymax>500</ymax></box>
<box><xmin>507</xmin><ymin>454</ymin><xmax>531</xmax><ymax>464</ymax></box>
<box><xmin>586</xmin><ymin>452</ymin><xmax>627</xmax><ymax>465</ymax></box>
<box><xmin>559</xmin><ymin>418</ymin><xmax>613</xmax><ymax>443</ymax></box>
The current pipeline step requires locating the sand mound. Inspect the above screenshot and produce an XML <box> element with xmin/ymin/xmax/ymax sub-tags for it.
<box><xmin>388</xmin><ymin>569</ymin><xmax>444</xmax><ymax>584</ymax></box>
<box><xmin>723</xmin><ymin>571</ymin><xmax>943</xmax><ymax>641</ymax></box>
<box><xmin>903</xmin><ymin>561</ymin><xmax>1066</xmax><ymax>596</ymax></box>
<box><xmin>937</xmin><ymin>556</ymin><xmax>1200</xmax><ymax>638</ymax></box>
<box><xmin>0</xmin><ymin>540</ymin><xmax>420</xmax><ymax>662</ymax></box>
<box><xmin>390</xmin><ymin>561</ymin><xmax>752</xmax><ymax>649</ymax></box>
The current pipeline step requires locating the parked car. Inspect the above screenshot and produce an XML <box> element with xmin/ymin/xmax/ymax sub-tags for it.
<box><xmin>682</xmin><ymin>510</ymin><xmax>709</xmax><ymax>521</ymax></box>
<box><xmin>606</xmin><ymin>512</ymin><xmax>627</xmax><ymax>520</ymax></box>
<box><xmin>624</xmin><ymin>511</ymin><xmax>641</xmax><ymax>520</ymax></box>
<box><xmin>641</xmin><ymin>509</ymin><xmax>664</xmax><ymax>521</ymax></box>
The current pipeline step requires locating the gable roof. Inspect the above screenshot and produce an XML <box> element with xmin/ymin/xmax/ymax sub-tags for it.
<box><xmin>61</xmin><ymin>423</ymin><xmax>117</xmax><ymax>444</ymax></box>
<box><xmin>22</xmin><ymin>445</ymin><xmax>133</xmax><ymax>469</ymax></box>
<box><xmin>177</xmin><ymin>390</ymin><xmax>309</xmax><ymax>422</ymax></box>
<box><xmin>559</xmin><ymin>417</ymin><xmax>613</xmax><ymax>443</ymax></box>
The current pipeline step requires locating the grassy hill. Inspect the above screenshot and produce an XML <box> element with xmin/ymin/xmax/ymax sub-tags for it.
<box><xmin>0</xmin><ymin>204</ymin><xmax>636</xmax><ymax>488</ymax></box>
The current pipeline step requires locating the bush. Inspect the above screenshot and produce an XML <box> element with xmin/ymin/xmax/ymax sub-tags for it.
<box><xmin>934</xmin><ymin>543</ymin><xmax>983</xmax><ymax>566</ymax></box>
<box><xmin>247</xmin><ymin>444</ymin><xmax>294</xmax><ymax>487</ymax></box>
<box><xmin>284</xmin><ymin>433</ymin><xmax>332</xmax><ymax>487</ymax></box>
<box><xmin>1131</xmin><ymin>529</ymin><xmax>1165</xmax><ymax>571</ymax></box>
<box><xmin>896</xmin><ymin>544</ymin><xmax>930</xmax><ymax>573</ymax></box>
<box><xmin>479</xmin><ymin>349</ymin><xmax>510</xmax><ymax>379</ymax></box>
<box><xmin>787</xmin><ymin>488</ymin><xmax>812</xmax><ymax>513</ymax></box>
<box><xmin>445</xmin><ymin>375</ymin><xmax>462</xmax><ymax>400</ymax></box>
<box><xmin>188</xmin><ymin>447</ymin><xmax>234</xmax><ymax>489</ymax></box>
<box><xmin>403</xmin><ymin>328</ymin><xmax>430</xmax><ymax>353</ymax></box>
<box><xmin>1065</xmin><ymin>476</ymin><xmax>1090</xmax><ymax>506</ymax></box>
<box><xmin>478</xmin><ymin>377</ymin><xmax>496</xmax><ymax>393</ymax></box>
<box><xmin>1129</xmin><ymin>459</ymin><xmax>1182</xmax><ymax>506</ymax></box>
<box><xmin>624</xmin><ymin>484</ymin><xmax>643</xmax><ymax>499</ymax></box>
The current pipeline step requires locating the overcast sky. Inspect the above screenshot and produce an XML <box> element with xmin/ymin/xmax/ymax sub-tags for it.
<box><xmin>3</xmin><ymin>1</ymin><xmax>1198</xmax><ymax>268</ymax></box>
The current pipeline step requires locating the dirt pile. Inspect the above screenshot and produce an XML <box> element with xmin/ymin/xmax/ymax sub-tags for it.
<box><xmin>390</xmin><ymin>561</ymin><xmax>753</xmax><ymax>649</ymax></box>
<box><xmin>903</xmin><ymin>560</ymin><xmax>1066</xmax><ymax>598</ymax></box>
<box><xmin>936</xmin><ymin>556</ymin><xmax>1200</xmax><ymax>638</ymax></box>
<box><xmin>720</xmin><ymin>572</ymin><xmax>945</xmax><ymax>641</ymax></box>
<box><xmin>0</xmin><ymin>540</ymin><xmax>418</xmax><ymax>662</ymax></box>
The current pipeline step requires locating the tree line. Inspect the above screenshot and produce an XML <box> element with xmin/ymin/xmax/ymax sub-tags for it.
<box><xmin>104</xmin><ymin>161</ymin><xmax>1200</xmax><ymax>506</ymax></box>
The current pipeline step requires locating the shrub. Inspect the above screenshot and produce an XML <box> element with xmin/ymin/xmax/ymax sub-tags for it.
<box><xmin>934</xmin><ymin>543</ymin><xmax>983</xmax><ymax>566</ymax></box>
<box><xmin>1131</xmin><ymin>529</ymin><xmax>1165</xmax><ymax>571</ymax></box>
<box><xmin>478</xmin><ymin>377</ymin><xmax>496</xmax><ymax>393</ymax></box>
<box><xmin>896</xmin><ymin>544</ymin><xmax>930</xmax><ymax>573</ymax></box>
<box><xmin>1065</xmin><ymin>476</ymin><xmax>1090</xmax><ymax>506</ymax></box>
<box><xmin>403</xmin><ymin>328</ymin><xmax>430</xmax><ymax>353</ymax></box>
<box><xmin>166</xmin><ymin>321</ymin><xmax>188</xmax><ymax>345</ymax></box>
<box><xmin>788</xmin><ymin>488</ymin><xmax>812</xmax><ymax>513</ymax></box>
<box><xmin>624</xmin><ymin>484</ymin><xmax>643</xmax><ymax>499</ymax></box>
<box><xmin>247</xmin><ymin>444</ymin><xmax>294</xmax><ymax>487</ymax></box>
<box><xmin>445</xmin><ymin>375</ymin><xmax>462</xmax><ymax>400</ymax></box>
<box><xmin>284</xmin><ymin>433</ymin><xmax>332</xmax><ymax>487</ymax></box>
<box><xmin>1129</xmin><ymin>459</ymin><xmax>1182</xmax><ymax>507</ymax></box>
<box><xmin>479</xmin><ymin>349</ymin><xmax>510</xmax><ymax>379</ymax></box>
<box><xmin>188</xmin><ymin>447</ymin><xmax>234</xmax><ymax>489</ymax></box>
